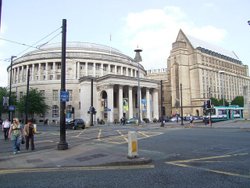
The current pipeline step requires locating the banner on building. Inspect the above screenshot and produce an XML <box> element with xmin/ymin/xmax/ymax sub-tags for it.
<box><xmin>141</xmin><ymin>99</ymin><xmax>147</xmax><ymax>112</ymax></box>
<box><xmin>123</xmin><ymin>98</ymin><xmax>128</xmax><ymax>111</ymax></box>
<box><xmin>3</xmin><ymin>96</ymin><xmax>9</xmax><ymax>109</ymax></box>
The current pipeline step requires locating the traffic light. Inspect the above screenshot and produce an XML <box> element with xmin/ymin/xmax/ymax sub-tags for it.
<box><xmin>88</xmin><ymin>106</ymin><xmax>96</xmax><ymax>114</ymax></box>
<box><xmin>203</xmin><ymin>101</ymin><xmax>207</xmax><ymax>109</ymax></box>
<box><xmin>207</xmin><ymin>100</ymin><xmax>211</xmax><ymax>109</ymax></box>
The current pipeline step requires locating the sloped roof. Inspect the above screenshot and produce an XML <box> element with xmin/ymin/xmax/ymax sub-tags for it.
<box><xmin>186</xmin><ymin>34</ymin><xmax>240</xmax><ymax>61</ymax></box>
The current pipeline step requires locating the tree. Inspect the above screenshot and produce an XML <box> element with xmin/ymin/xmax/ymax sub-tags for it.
<box><xmin>231</xmin><ymin>96</ymin><xmax>244</xmax><ymax>107</ymax></box>
<box><xmin>210</xmin><ymin>97</ymin><xmax>220</xmax><ymax>106</ymax></box>
<box><xmin>16</xmin><ymin>88</ymin><xmax>49</xmax><ymax>119</ymax></box>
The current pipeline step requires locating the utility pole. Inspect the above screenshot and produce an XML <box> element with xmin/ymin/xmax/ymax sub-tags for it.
<box><xmin>209</xmin><ymin>87</ymin><xmax>212</xmax><ymax>127</ymax></box>
<box><xmin>25</xmin><ymin>68</ymin><xmax>30</xmax><ymax>124</ymax></box>
<box><xmin>160</xmin><ymin>80</ymin><xmax>164</xmax><ymax>127</ymax></box>
<box><xmin>8</xmin><ymin>55</ymin><xmax>16</xmax><ymax>122</ymax></box>
<box><xmin>180</xmin><ymin>83</ymin><xmax>184</xmax><ymax>125</ymax></box>
<box><xmin>58</xmin><ymin>19</ymin><xmax>68</xmax><ymax>150</ymax></box>
<box><xmin>134</xmin><ymin>47</ymin><xmax>142</xmax><ymax>125</ymax></box>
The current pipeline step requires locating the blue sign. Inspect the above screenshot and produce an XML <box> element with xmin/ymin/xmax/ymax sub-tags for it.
<box><xmin>9</xmin><ymin>105</ymin><xmax>15</xmax><ymax>111</ymax></box>
<box><xmin>60</xmin><ymin>91</ymin><xmax>69</xmax><ymax>102</ymax></box>
<box><xmin>141</xmin><ymin>99</ymin><xmax>147</xmax><ymax>105</ymax></box>
<box><xmin>104</xmin><ymin>107</ymin><xmax>111</xmax><ymax>112</ymax></box>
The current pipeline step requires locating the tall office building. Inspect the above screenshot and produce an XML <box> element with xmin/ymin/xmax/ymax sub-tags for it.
<box><xmin>167</xmin><ymin>29</ymin><xmax>250</xmax><ymax>117</ymax></box>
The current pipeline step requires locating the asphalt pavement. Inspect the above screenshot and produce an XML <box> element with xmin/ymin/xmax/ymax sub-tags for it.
<box><xmin>0</xmin><ymin>119</ymin><xmax>249</xmax><ymax>170</ymax></box>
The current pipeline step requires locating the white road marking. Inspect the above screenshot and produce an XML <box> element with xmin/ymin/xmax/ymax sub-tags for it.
<box><xmin>165</xmin><ymin>152</ymin><xmax>250</xmax><ymax>179</ymax></box>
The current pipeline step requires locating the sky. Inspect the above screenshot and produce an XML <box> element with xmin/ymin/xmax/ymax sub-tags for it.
<box><xmin>0</xmin><ymin>0</ymin><xmax>250</xmax><ymax>87</ymax></box>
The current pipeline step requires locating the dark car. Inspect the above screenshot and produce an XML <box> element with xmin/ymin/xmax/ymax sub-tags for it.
<box><xmin>126</xmin><ymin>117</ymin><xmax>139</xmax><ymax>125</ymax></box>
<box><xmin>66</xmin><ymin>118</ymin><xmax>85</xmax><ymax>130</ymax></box>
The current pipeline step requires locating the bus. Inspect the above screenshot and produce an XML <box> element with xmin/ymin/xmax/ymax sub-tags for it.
<box><xmin>206</xmin><ymin>105</ymin><xmax>243</xmax><ymax>122</ymax></box>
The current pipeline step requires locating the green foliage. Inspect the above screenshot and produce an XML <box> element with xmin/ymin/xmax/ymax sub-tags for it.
<box><xmin>231</xmin><ymin>96</ymin><xmax>244</xmax><ymax>107</ymax></box>
<box><xmin>210</xmin><ymin>97</ymin><xmax>219</xmax><ymax>106</ymax></box>
<box><xmin>210</xmin><ymin>96</ymin><xmax>243</xmax><ymax>107</ymax></box>
<box><xmin>16</xmin><ymin>88</ymin><xmax>49</xmax><ymax>118</ymax></box>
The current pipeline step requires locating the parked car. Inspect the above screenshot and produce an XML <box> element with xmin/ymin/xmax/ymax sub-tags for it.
<box><xmin>66</xmin><ymin>118</ymin><xmax>85</xmax><ymax>130</ymax></box>
<box><xmin>126</xmin><ymin>117</ymin><xmax>139</xmax><ymax>124</ymax></box>
<box><xmin>159</xmin><ymin>116</ymin><xmax>170</xmax><ymax>122</ymax></box>
<box><xmin>170</xmin><ymin>117</ymin><xmax>182</xmax><ymax>122</ymax></box>
<box><xmin>143</xmin><ymin>118</ymin><xmax>150</xmax><ymax>123</ymax></box>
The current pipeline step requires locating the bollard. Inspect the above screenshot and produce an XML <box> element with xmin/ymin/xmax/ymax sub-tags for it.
<box><xmin>128</xmin><ymin>131</ymin><xmax>138</xmax><ymax>158</ymax></box>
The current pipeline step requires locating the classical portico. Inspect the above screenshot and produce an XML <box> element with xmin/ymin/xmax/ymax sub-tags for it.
<box><xmin>80</xmin><ymin>75</ymin><xmax>159</xmax><ymax>124</ymax></box>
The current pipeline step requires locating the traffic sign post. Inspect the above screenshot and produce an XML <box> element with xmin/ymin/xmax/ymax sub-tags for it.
<box><xmin>60</xmin><ymin>91</ymin><xmax>69</xmax><ymax>102</ymax></box>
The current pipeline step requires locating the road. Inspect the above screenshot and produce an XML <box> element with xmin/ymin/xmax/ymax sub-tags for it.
<box><xmin>0</xmin><ymin>121</ymin><xmax>250</xmax><ymax>187</ymax></box>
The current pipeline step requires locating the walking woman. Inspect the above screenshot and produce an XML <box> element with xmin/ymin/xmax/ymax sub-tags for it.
<box><xmin>8</xmin><ymin>118</ymin><xmax>23</xmax><ymax>155</ymax></box>
<box><xmin>23</xmin><ymin>120</ymin><xmax>35</xmax><ymax>151</ymax></box>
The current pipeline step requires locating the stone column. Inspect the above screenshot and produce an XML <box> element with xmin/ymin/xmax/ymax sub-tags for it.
<box><xmin>101</xmin><ymin>64</ymin><xmax>104</xmax><ymax>76</ymax></box>
<box><xmin>20</xmin><ymin>66</ymin><xmax>24</xmax><ymax>82</ymax></box>
<box><xmin>93</xmin><ymin>63</ymin><xmax>96</xmax><ymax>77</ymax></box>
<box><xmin>107</xmin><ymin>85</ymin><xmax>114</xmax><ymax>123</ymax></box>
<box><xmin>37</xmin><ymin>64</ymin><xmax>41</xmax><ymax>81</ymax></box>
<box><xmin>146</xmin><ymin>88</ymin><xmax>151</xmax><ymax>121</ymax></box>
<box><xmin>32</xmin><ymin>64</ymin><xmax>35</xmax><ymax>81</ymax></box>
<box><xmin>119</xmin><ymin>85</ymin><xmax>123</xmax><ymax>120</ymax></box>
<box><xmin>153</xmin><ymin>89</ymin><xmax>159</xmax><ymax>120</ymax></box>
<box><xmin>17</xmin><ymin>67</ymin><xmax>20</xmax><ymax>83</ymax></box>
<box><xmin>77</xmin><ymin>61</ymin><xmax>80</xmax><ymax>79</ymax></box>
<box><xmin>45</xmin><ymin>62</ymin><xmax>48</xmax><ymax>80</ymax></box>
<box><xmin>85</xmin><ymin>62</ymin><xmax>88</xmax><ymax>76</ymax></box>
<box><xmin>128</xmin><ymin>86</ymin><xmax>133</xmax><ymax>119</ymax></box>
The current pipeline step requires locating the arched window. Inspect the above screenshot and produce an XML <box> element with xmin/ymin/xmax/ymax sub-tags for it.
<box><xmin>52</xmin><ymin>105</ymin><xmax>59</xmax><ymax>118</ymax></box>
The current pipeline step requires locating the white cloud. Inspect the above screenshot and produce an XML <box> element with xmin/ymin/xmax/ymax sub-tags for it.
<box><xmin>121</xmin><ymin>6</ymin><xmax>227</xmax><ymax>70</ymax></box>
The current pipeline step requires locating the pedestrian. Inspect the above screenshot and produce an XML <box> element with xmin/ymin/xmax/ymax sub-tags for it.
<box><xmin>23</xmin><ymin>120</ymin><xmax>35</xmax><ymax>151</ymax></box>
<box><xmin>2</xmin><ymin>118</ymin><xmax>11</xmax><ymax>140</ymax></box>
<box><xmin>8</xmin><ymin>118</ymin><xmax>23</xmax><ymax>154</ymax></box>
<box><xmin>122</xmin><ymin>117</ymin><xmax>126</xmax><ymax>125</ymax></box>
<box><xmin>189</xmin><ymin>115</ymin><xmax>193</xmax><ymax>127</ymax></box>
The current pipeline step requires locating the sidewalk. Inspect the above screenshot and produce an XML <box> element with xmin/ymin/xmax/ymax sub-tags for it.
<box><xmin>0</xmin><ymin>126</ymin><xmax>152</xmax><ymax>170</ymax></box>
<box><xmin>0</xmin><ymin>142</ymin><xmax>151</xmax><ymax>170</ymax></box>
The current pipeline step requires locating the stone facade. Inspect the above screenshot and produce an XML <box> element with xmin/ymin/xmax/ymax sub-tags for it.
<box><xmin>7</xmin><ymin>42</ymin><xmax>160</xmax><ymax>124</ymax></box>
<box><xmin>167</xmin><ymin>29</ymin><xmax>250</xmax><ymax>117</ymax></box>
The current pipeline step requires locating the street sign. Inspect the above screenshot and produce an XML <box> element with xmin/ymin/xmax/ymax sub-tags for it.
<box><xmin>9</xmin><ymin>105</ymin><xmax>15</xmax><ymax>111</ymax></box>
<box><xmin>60</xmin><ymin>91</ymin><xmax>69</xmax><ymax>102</ymax></box>
<box><xmin>104</xmin><ymin>107</ymin><xmax>111</xmax><ymax>112</ymax></box>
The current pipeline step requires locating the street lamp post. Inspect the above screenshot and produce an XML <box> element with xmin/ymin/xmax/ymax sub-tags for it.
<box><xmin>134</xmin><ymin>47</ymin><xmax>142</xmax><ymax>125</ymax></box>
<box><xmin>25</xmin><ymin>68</ymin><xmax>30</xmax><ymax>124</ymax></box>
<box><xmin>57</xmin><ymin>19</ymin><xmax>68</xmax><ymax>150</ymax></box>
<box><xmin>180</xmin><ymin>83</ymin><xmax>184</xmax><ymax>125</ymax></box>
<box><xmin>219</xmin><ymin>70</ymin><xmax>225</xmax><ymax>106</ymax></box>
<box><xmin>8</xmin><ymin>55</ymin><xmax>16</xmax><ymax>122</ymax></box>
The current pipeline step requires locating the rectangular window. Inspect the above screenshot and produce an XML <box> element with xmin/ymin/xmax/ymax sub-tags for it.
<box><xmin>52</xmin><ymin>105</ymin><xmax>59</xmax><ymax>118</ymax></box>
<box><xmin>57</xmin><ymin>62</ymin><xmax>61</xmax><ymax>69</ymax></box>
<box><xmin>96</xmin><ymin>64</ymin><xmax>100</xmax><ymax>70</ymax></box>
<box><xmin>67</xmin><ymin>90</ymin><xmax>73</xmax><ymax>101</ymax></box>
<box><xmin>40</xmin><ymin>90</ymin><xmax>45</xmax><ymax>96</ymax></box>
<box><xmin>53</xmin><ymin>90</ymin><xmax>58</xmax><ymax>101</ymax></box>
